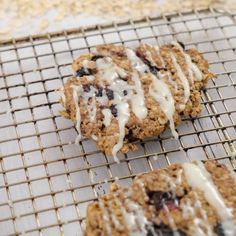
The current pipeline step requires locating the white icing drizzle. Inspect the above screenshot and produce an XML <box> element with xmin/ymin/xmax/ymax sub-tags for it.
<box><xmin>96</xmin><ymin>58</ymin><xmax>130</xmax><ymax>161</ymax></box>
<box><xmin>96</xmin><ymin>89</ymin><xmax>108</xmax><ymax>106</ymax></box>
<box><xmin>121</xmin><ymin>198</ymin><xmax>150</xmax><ymax>236</ymax></box>
<box><xmin>106</xmin><ymin>201</ymin><xmax>121</xmax><ymax>229</ymax></box>
<box><xmin>111</xmin><ymin>213</ymin><xmax>121</xmax><ymax>229</ymax></box>
<box><xmin>127</xmin><ymin>200</ymin><xmax>148</xmax><ymax>235</ymax></box>
<box><xmin>82</xmin><ymin>59</ymin><xmax>90</xmax><ymax>74</ymax></box>
<box><xmin>144</xmin><ymin>45</ymin><xmax>156</xmax><ymax>67</ymax></box>
<box><xmin>136</xmin><ymin>180</ymin><xmax>149</xmax><ymax>202</ymax></box>
<box><xmin>149</xmin><ymin>75</ymin><xmax>178</xmax><ymax>139</ymax></box>
<box><xmin>152</xmin><ymin>45</ymin><xmax>179</xmax><ymax>94</ymax></box>
<box><xmin>176</xmin><ymin>169</ymin><xmax>183</xmax><ymax>185</ymax></box>
<box><xmin>95</xmin><ymin>54</ymin><xmax>147</xmax><ymax>158</ymax></box>
<box><xmin>98</xmin><ymin>200</ymin><xmax>112</xmax><ymax>235</ymax></box>
<box><xmin>170</xmin><ymin>53</ymin><xmax>190</xmax><ymax>108</ymax></box>
<box><xmin>72</xmin><ymin>86</ymin><xmax>82</xmax><ymax>142</ymax></box>
<box><xmin>82</xmin><ymin>87</ymin><xmax>97</xmax><ymax>122</ymax></box>
<box><xmin>126</xmin><ymin>48</ymin><xmax>149</xmax><ymax>74</ymax></box>
<box><xmin>130</xmin><ymin>72</ymin><xmax>147</xmax><ymax>120</ymax></box>
<box><xmin>161</xmin><ymin>173</ymin><xmax>177</xmax><ymax>193</ymax></box>
<box><xmin>193</xmin><ymin>192</ymin><xmax>213</xmax><ymax>236</ymax></box>
<box><xmin>163</xmin><ymin>204</ymin><xmax>179</xmax><ymax>235</ymax></box>
<box><xmin>146</xmin><ymin>50</ymin><xmax>155</xmax><ymax>66</ymax></box>
<box><xmin>192</xmin><ymin>219</ymin><xmax>209</xmax><ymax>236</ymax></box>
<box><xmin>120</xmin><ymin>205</ymin><xmax>136</xmax><ymax>234</ymax></box>
<box><xmin>182</xmin><ymin>199</ymin><xmax>195</xmax><ymax>219</ymax></box>
<box><xmin>89</xmin><ymin>95</ymin><xmax>97</xmax><ymax>122</ymax></box>
<box><xmin>102</xmin><ymin>108</ymin><xmax>112</xmax><ymax>127</ymax></box>
<box><xmin>181</xmin><ymin>198</ymin><xmax>213</xmax><ymax>236</ymax></box>
<box><xmin>134</xmin><ymin>44</ymin><xmax>178</xmax><ymax>138</ymax></box>
<box><xmin>96</xmin><ymin>57</ymin><xmax>127</xmax><ymax>83</ymax></box>
<box><xmin>111</xmin><ymin>103</ymin><xmax>130</xmax><ymax>162</ymax></box>
<box><xmin>149</xmin><ymin>44</ymin><xmax>179</xmax><ymax>91</ymax></box>
<box><xmin>107</xmin><ymin>188</ymin><xmax>156</xmax><ymax>236</ymax></box>
<box><xmin>172</xmin><ymin>42</ymin><xmax>203</xmax><ymax>82</ymax></box>
<box><xmin>82</xmin><ymin>59</ymin><xmax>89</xmax><ymax>67</ymax></box>
<box><xmin>182</xmin><ymin>162</ymin><xmax>236</xmax><ymax>236</ymax></box>
<box><xmin>154</xmin><ymin>45</ymin><xmax>165</xmax><ymax>66</ymax></box>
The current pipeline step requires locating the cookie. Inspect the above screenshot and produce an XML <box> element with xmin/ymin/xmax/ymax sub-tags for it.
<box><xmin>60</xmin><ymin>43</ymin><xmax>214</xmax><ymax>160</ymax></box>
<box><xmin>85</xmin><ymin>160</ymin><xmax>236</xmax><ymax>236</ymax></box>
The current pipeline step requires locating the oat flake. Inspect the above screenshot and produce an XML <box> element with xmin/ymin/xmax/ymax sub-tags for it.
<box><xmin>0</xmin><ymin>0</ymin><xmax>233</xmax><ymax>41</ymax></box>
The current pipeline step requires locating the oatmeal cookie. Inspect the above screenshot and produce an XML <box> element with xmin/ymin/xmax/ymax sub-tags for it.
<box><xmin>85</xmin><ymin>160</ymin><xmax>236</xmax><ymax>236</ymax></box>
<box><xmin>60</xmin><ymin>43</ymin><xmax>214</xmax><ymax>159</ymax></box>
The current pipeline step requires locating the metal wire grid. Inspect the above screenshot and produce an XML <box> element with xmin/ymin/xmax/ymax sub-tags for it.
<box><xmin>0</xmin><ymin>7</ymin><xmax>236</xmax><ymax>236</ymax></box>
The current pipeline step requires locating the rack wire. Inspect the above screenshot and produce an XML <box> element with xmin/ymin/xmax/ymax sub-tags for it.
<box><xmin>0</xmin><ymin>7</ymin><xmax>236</xmax><ymax>236</ymax></box>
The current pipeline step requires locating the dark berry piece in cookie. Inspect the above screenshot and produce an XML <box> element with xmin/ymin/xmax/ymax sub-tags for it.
<box><xmin>149</xmin><ymin>66</ymin><xmax>158</xmax><ymax>75</ymax></box>
<box><xmin>214</xmin><ymin>223</ymin><xmax>225</xmax><ymax>236</ymax></box>
<box><xmin>83</xmin><ymin>84</ymin><xmax>91</xmax><ymax>93</ymax></box>
<box><xmin>125</xmin><ymin>130</ymin><xmax>138</xmax><ymax>142</ymax></box>
<box><xmin>119</xmin><ymin>76</ymin><xmax>128</xmax><ymax>81</ymax></box>
<box><xmin>136</xmin><ymin>51</ymin><xmax>163</xmax><ymax>74</ymax></box>
<box><xmin>123</xmin><ymin>90</ymin><xmax>128</xmax><ymax>96</ymax></box>
<box><xmin>105</xmin><ymin>88</ymin><xmax>114</xmax><ymax>100</ymax></box>
<box><xmin>95</xmin><ymin>86</ymin><xmax>103</xmax><ymax>97</ymax></box>
<box><xmin>136</xmin><ymin>51</ymin><xmax>167</xmax><ymax>73</ymax></box>
<box><xmin>76</xmin><ymin>68</ymin><xmax>92</xmax><ymax>77</ymax></box>
<box><xmin>148</xmin><ymin>191</ymin><xmax>178</xmax><ymax>211</ymax></box>
<box><xmin>91</xmin><ymin>55</ymin><xmax>104</xmax><ymax>61</ymax></box>
<box><xmin>136</xmin><ymin>52</ymin><xmax>157</xmax><ymax>73</ymax></box>
<box><xmin>157</xmin><ymin>66</ymin><xmax>168</xmax><ymax>71</ymax></box>
<box><xmin>110</xmin><ymin>104</ymin><xmax>118</xmax><ymax>117</ymax></box>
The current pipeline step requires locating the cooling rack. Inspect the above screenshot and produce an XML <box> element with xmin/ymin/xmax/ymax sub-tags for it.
<box><xmin>0</xmin><ymin>7</ymin><xmax>236</xmax><ymax>236</ymax></box>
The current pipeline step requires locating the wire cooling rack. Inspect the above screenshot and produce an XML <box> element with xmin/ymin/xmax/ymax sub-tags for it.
<box><xmin>0</xmin><ymin>7</ymin><xmax>236</xmax><ymax>236</ymax></box>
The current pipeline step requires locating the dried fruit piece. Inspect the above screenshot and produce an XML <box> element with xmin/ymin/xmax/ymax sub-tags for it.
<box><xmin>148</xmin><ymin>191</ymin><xmax>178</xmax><ymax>211</ymax></box>
<box><xmin>110</xmin><ymin>104</ymin><xmax>118</xmax><ymax>117</ymax></box>
<box><xmin>76</xmin><ymin>68</ymin><xmax>92</xmax><ymax>77</ymax></box>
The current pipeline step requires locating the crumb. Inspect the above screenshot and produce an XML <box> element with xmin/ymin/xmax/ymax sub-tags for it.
<box><xmin>114</xmin><ymin>176</ymin><xmax>119</xmax><ymax>181</ymax></box>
